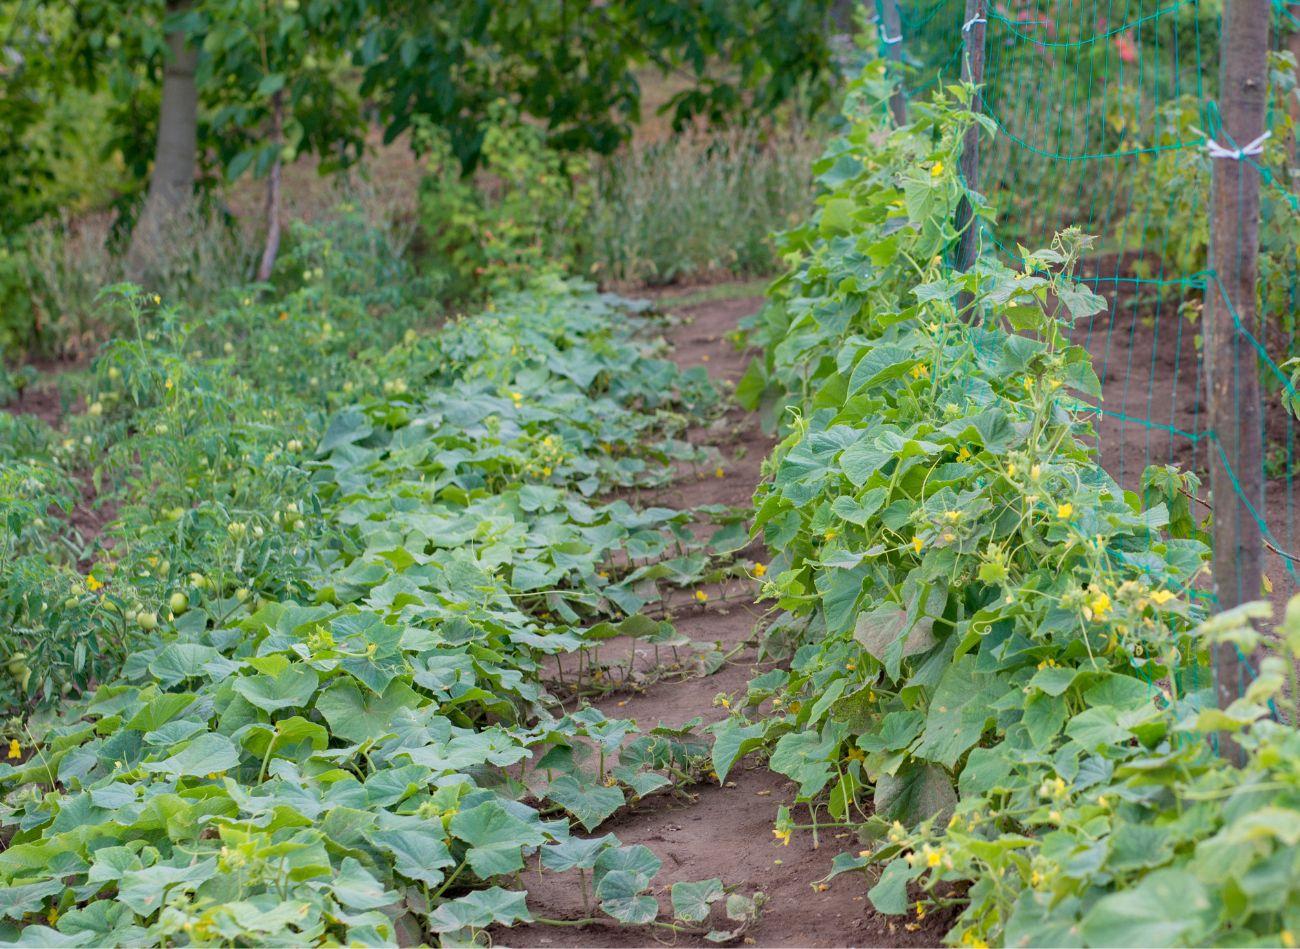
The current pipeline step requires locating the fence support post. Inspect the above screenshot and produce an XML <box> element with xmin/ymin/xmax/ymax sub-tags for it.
<box><xmin>955</xmin><ymin>0</ymin><xmax>987</xmax><ymax>319</ymax></box>
<box><xmin>880</xmin><ymin>0</ymin><xmax>907</xmax><ymax>124</ymax></box>
<box><xmin>1206</xmin><ymin>0</ymin><xmax>1269</xmax><ymax>766</ymax></box>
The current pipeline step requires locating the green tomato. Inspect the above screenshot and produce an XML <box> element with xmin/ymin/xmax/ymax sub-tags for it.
<box><xmin>137</xmin><ymin>611</ymin><xmax>158</xmax><ymax>631</ymax></box>
<box><xmin>169</xmin><ymin>592</ymin><xmax>189</xmax><ymax>615</ymax></box>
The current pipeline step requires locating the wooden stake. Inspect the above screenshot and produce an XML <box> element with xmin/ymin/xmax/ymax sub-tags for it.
<box><xmin>955</xmin><ymin>0</ymin><xmax>987</xmax><ymax>319</ymax></box>
<box><xmin>880</xmin><ymin>0</ymin><xmax>906</xmax><ymax>125</ymax></box>
<box><xmin>1206</xmin><ymin>0</ymin><xmax>1269</xmax><ymax>766</ymax></box>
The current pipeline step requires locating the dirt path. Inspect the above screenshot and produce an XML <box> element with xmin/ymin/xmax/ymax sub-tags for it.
<box><xmin>498</xmin><ymin>293</ymin><xmax>951</xmax><ymax>948</ymax></box>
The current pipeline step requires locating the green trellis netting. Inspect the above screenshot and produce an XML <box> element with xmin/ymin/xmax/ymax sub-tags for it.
<box><xmin>863</xmin><ymin>0</ymin><xmax>1300</xmax><ymax>705</ymax></box>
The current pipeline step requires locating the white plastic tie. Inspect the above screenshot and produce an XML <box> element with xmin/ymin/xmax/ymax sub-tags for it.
<box><xmin>880</xmin><ymin>31</ymin><xmax>902</xmax><ymax>44</ymax></box>
<box><xmin>962</xmin><ymin>15</ymin><xmax>986</xmax><ymax>32</ymax></box>
<box><xmin>1205</xmin><ymin>130</ymin><xmax>1271</xmax><ymax>161</ymax></box>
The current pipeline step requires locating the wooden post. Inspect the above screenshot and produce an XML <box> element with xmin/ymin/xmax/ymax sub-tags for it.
<box><xmin>881</xmin><ymin>0</ymin><xmax>906</xmax><ymax>124</ymax></box>
<box><xmin>955</xmin><ymin>0</ymin><xmax>987</xmax><ymax>319</ymax></box>
<box><xmin>1206</xmin><ymin>0</ymin><xmax>1269</xmax><ymax>766</ymax></box>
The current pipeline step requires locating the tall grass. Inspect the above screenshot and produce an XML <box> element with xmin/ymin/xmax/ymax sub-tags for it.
<box><xmin>584</xmin><ymin>127</ymin><xmax>819</xmax><ymax>286</ymax></box>
<box><xmin>3</xmin><ymin>174</ymin><xmax>417</xmax><ymax>363</ymax></box>
<box><xmin>11</xmin><ymin>211</ymin><xmax>254</xmax><ymax>360</ymax></box>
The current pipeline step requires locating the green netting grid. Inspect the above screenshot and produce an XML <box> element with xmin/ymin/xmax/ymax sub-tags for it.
<box><xmin>863</xmin><ymin>2</ymin><xmax>1300</xmax><ymax>705</ymax></box>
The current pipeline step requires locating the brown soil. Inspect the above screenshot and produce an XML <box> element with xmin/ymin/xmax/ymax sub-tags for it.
<box><xmin>4</xmin><ymin>376</ymin><xmax>72</xmax><ymax>429</ymax></box>
<box><xmin>66</xmin><ymin>476</ymin><xmax>117</xmax><ymax>560</ymax></box>
<box><xmin>497</xmin><ymin>295</ymin><xmax>953</xmax><ymax>948</ymax></box>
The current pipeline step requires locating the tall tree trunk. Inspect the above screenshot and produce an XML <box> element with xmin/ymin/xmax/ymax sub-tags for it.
<box><xmin>127</xmin><ymin>0</ymin><xmax>199</xmax><ymax>280</ymax></box>
<box><xmin>257</xmin><ymin>90</ymin><xmax>284</xmax><ymax>282</ymax></box>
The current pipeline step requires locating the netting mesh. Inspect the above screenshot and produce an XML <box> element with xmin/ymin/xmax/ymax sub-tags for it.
<box><xmin>865</xmin><ymin>0</ymin><xmax>1300</xmax><ymax>703</ymax></box>
<box><xmin>868</xmin><ymin>0</ymin><xmax>1294</xmax><ymax>592</ymax></box>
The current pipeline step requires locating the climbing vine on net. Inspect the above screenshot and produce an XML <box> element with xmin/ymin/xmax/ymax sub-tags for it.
<box><xmin>720</xmin><ymin>4</ymin><xmax>1300</xmax><ymax>946</ymax></box>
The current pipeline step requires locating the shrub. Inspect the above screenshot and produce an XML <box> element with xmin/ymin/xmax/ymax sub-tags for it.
<box><xmin>415</xmin><ymin>103</ymin><xmax>592</xmax><ymax>299</ymax></box>
<box><xmin>585</xmin><ymin>126</ymin><xmax>819</xmax><ymax>285</ymax></box>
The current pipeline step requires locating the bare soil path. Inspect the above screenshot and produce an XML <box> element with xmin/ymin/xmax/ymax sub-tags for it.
<box><xmin>498</xmin><ymin>290</ymin><xmax>951</xmax><ymax>948</ymax></box>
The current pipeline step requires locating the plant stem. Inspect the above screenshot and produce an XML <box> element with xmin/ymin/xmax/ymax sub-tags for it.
<box><xmin>431</xmin><ymin>860</ymin><xmax>467</xmax><ymax>901</ymax></box>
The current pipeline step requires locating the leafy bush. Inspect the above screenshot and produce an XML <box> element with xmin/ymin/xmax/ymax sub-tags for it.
<box><xmin>715</xmin><ymin>61</ymin><xmax>1300</xmax><ymax>947</ymax></box>
<box><xmin>415</xmin><ymin>108</ymin><xmax>821</xmax><ymax>295</ymax></box>
<box><xmin>0</xmin><ymin>210</ymin><xmax>427</xmax><ymax>713</ymax></box>
<box><xmin>415</xmin><ymin>103</ymin><xmax>593</xmax><ymax>299</ymax></box>
<box><xmin>584</xmin><ymin>127</ymin><xmax>819</xmax><ymax>285</ymax></box>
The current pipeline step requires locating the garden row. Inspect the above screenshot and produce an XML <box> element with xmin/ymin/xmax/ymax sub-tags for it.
<box><xmin>0</xmin><ymin>217</ymin><xmax>751</xmax><ymax>944</ymax></box>
<box><xmin>719</xmin><ymin>64</ymin><xmax>1300</xmax><ymax>947</ymax></box>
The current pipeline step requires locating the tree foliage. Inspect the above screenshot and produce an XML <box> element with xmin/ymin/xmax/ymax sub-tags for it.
<box><xmin>349</xmin><ymin>0</ymin><xmax>838</xmax><ymax>166</ymax></box>
<box><xmin>0</xmin><ymin>0</ymin><xmax>837</xmax><ymax>234</ymax></box>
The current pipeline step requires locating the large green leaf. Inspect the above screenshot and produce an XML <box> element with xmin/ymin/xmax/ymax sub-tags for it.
<box><xmin>449</xmin><ymin>801</ymin><xmax>547</xmax><ymax>878</ymax></box>
<box><xmin>369</xmin><ymin>827</ymin><xmax>455</xmax><ymax>887</ymax></box>
<box><xmin>314</xmin><ymin>679</ymin><xmax>420</xmax><ymax>744</ymax></box>
<box><xmin>150</xmin><ymin>644</ymin><xmax>219</xmax><ymax>686</ymax></box>
<box><xmin>122</xmin><ymin>693</ymin><xmax>198</xmax><ymax>732</ymax></box>
<box><xmin>1022</xmin><ymin>692</ymin><xmax>1068</xmax><ymax>751</ymax></box>
<box><xmin>546</xmin><ymin>776</ymin><xmax>624</xmax><ymax>831</ymax></box>
<box><xmin>594</xmin><ymin>845</ymin><xmax>661</xmax><ymax>890</ymax></box>
<box><xmin>332</xmin><ymin>857</ymin><xmax>399</xmax><ymax>910</ymax></box>
<box><xmin>0</xmin><ymin>879</ymin><xmax>63</xmax><ymax>920</ymax></box>
<box><xmin>596</xmin><ymin>871</ymin><xmax>659</xmax><ymax>925</ymax></box>
<box><xmin>769</xmin><ymin>727</ymin><xmax>840</xmax><ymax>798</ymax></box>
<box><xmin>1078</xmin><ymin>869</ymin><xmax>1210</xmax><ymax>947</ymax></box>
<box><xmin>867</xmin><ymin>857</ymin><xmax>921</xmax><ymax>915</ymax></box>
<box><xmin>540</xmin><ymin>834</ymin><xmax>618</xmax><ymax>872</ymax></box>
<box><xmin>116</xmin><ymin>859</ymin><xmax>218</xmax><ymax>916</ymax></box>
<box><xmin>671</xmin><ymin>878</ymin><xmax>725</xmax><ymax>923</ymax></box>
<box><xmin>874</xmin><ymin>763</ymin><xmax>956</xmax><ymax>825</ymax></box>
<box><xmin>141</xmin><ymin>734</ymin><xmax>240</xmax><ymax>778</ymax></box>
<box><xmin>709</xmin><ymin>718</ymin><xmax>766</xmax><ymax>784</ymax></box>
<box><xmin>1065</xmin><ymin>706</ymin><xmax>1131</xmax><ymax>752</ymax></box>
<box><xmin>232</xmin><ymin>664</ymin><xmax>320</xmax><ymax>713</ymax></box>
<box><xmin>913</xmin><ymin>656</ymin><xmax>1002</xmax><ymax>768</ymax></box>
<box><xmin>426</xmin><ymin>887</ymin><xmax>531</xmax><ymax>933</ymax></box>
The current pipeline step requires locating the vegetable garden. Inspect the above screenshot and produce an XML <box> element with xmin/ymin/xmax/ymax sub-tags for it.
<box><xmin>3</xmin><ymin>1</ymin><xmax>1300</xmax><ymax>947</ymax></box>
